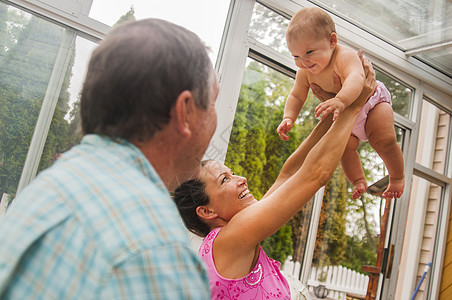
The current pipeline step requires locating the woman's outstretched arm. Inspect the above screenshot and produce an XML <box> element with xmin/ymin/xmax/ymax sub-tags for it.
<box><xmin>263</xmin><ymin>51</ymin><xmax>369</xmax><ymax>199</ymax></box>
<box><xmin>263</xmin><ymin>114</ymin><xmax>333</xmax><ymax>198</ymax></box>
<box><xmin>229</xmin><ymin>51</ymin><xmax>377</xmax><ymax>246</ymax></box>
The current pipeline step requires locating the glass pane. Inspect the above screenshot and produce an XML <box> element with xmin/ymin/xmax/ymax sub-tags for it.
<box><xmin>37</xmin><ymin>36</ymin><xmax>98</xmax><ymax>174</ymax></box>
<box><xmin>317</xmin><ymin>0</ymin><xmax>449</xmax><ymax>44</ymax></box>
<box><xmin>281</xmin><ymin>198</ymin><xmax>313</xmax><ymax>280</ymax></box>
<box><xmin>306</xmin><ymin>124</ymin><xmax>405</xmax><ymax>297</ymax></box>
<box><xmin>416</xmin><ymin>99</ymin><xmax>451</xmax><ymax>175</ymax></box>
<box><xmin>249</xmin><ymin>2</ymin><xmax>290</xmax><ymax>54</ymax></box>
<box><xmin>89</xmin><ymin>0</ymin><xmax>230</xmax><ymax>63</ymax></box>
<box><xmin>375</xmin><ymin>70</ymin><xmax>412</xmax><ymax>118</ymax></box>
<box><xmin>224</xmin><ymin>57</ymin><xmax>322</xmax><ymax>265</ymax></box>
<box><xmin>409</xmin><ymin>175</ymin><xmax>442</xmax><ymax>299</ymax></box>
<box><xmin>0</xmin><ymin>3</ymin><xmax>65</xmax><ymax>198</ymax></box>
<box><xmin>316</xmin><ymin>0</ymin><xmax>452</xmax><ymax>77</ymax></box>
<box><xmin>417</xmin><ymin>47</ymin><xmax>452</xmax><ymax>78</ymax></box>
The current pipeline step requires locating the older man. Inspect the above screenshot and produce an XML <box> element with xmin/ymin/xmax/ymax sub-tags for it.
<box><xmin>0</xmin><ymin>19</ymin><xmax>217</xmax><ymax>299</ymax></box>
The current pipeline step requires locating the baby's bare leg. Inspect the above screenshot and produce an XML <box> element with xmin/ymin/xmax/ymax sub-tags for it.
<box><xmin>341</xmin><ymin>135</ymin><xmax>367</xmax><ymax>199</ymax></box>
<box><xmin>366</xmin><ymin>102</ymin><xmax>404</xmax><ymax>199</ymax></box>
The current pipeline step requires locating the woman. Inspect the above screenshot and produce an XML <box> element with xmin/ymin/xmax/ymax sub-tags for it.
<box><xmin>174</xmin><ymin>51</ymin><xmax>376</xmax><ymax>299</ymax></box>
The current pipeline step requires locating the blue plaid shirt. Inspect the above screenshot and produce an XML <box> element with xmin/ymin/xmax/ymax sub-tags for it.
<box><xmin>0</xmin><ymin>135</ymin><xmax>210</xmax><ymax>299</ymax></box>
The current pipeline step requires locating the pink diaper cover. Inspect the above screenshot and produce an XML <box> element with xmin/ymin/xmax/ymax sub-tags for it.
<box><xmin>352</xmin><ymin>80</ymin><xmax>392</xmax><ymax>141</ymax></box>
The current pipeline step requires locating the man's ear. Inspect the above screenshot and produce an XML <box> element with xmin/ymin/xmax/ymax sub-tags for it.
<box><xmin>196</xmin><ymin>206</ymin><xmax>217</xmax><ymax>220</ymax></box>
<box><xmin>173</xmin><ymin>90</ymin><xmax>195</xmax><ymax>138</ymax></box>
<box><xmin>329</xmin><ymin>32</ymin><xmax>337</xmax><ymax>48</ymax></box>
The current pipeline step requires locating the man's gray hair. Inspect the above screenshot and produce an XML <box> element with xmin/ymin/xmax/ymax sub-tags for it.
<box><xmin>81</xmin><ymin>18</ymin><xmax>214</xmax><ymax>141</ymax></box>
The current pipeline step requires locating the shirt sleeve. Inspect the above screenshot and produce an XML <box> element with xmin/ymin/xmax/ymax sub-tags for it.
<box><xmin>98</xmin><ymin>243</ymin><xmax>210</xmax><ymax>299</ymax></box>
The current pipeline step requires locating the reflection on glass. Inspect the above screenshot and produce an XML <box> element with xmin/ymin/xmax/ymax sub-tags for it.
<box><xmin>290</xmin><ymin>200</ymin><xmax>313</xmax><ymax>267</ymax></box>
<box><xmin>409</xmin><ymin>175</ymin><xmax>442</xmax><ymax>299</ymax></box>
<box><xmin>249</xmin><ymin>2</ymin><xmax>290</xmax><ymax>54</ymax></box>
<box><xmin>38</xmin><ymin>37</ymin><xmax>98</xmax><ymax>174</ymax></box>
<box><xmin>315</xmin><ymin>0</ymin><xmax>452</xmax><ymax>77</ymax></box>
<box><xmin>316</xmin><ymin>0</ymin><xmax>450</xmax><ymax>48</ymax></box>
<box><xmin>418</xmin><ymin>48</ymin><xmax>452</xmax><ymax>79</ymax></box>
<box><xmin>375</xmin><ymin>70</ymin><xmax>412</xmax><ymax>118</ymax></box>
<box><xmin>0</xmin><ymin>3</ymin><xmax>64</xmax><ymax>197</ymax></box>
<box><xmin>415</xmin><ymin>99</ymin><xmax>451</xmax><ymax>175</ymax></box>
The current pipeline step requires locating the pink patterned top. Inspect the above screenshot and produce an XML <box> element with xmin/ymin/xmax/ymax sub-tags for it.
<box><xmin>199</xmin><ymin>228</ymin><xmax>291</xmax><ymax>299</ymax></box>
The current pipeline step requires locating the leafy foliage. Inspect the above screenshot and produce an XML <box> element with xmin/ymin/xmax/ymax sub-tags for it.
<box><xmin>376</xmin><ymin>70</ymin><xmax>411</xmax><ymax>117</ymax></box>
<box><xmin>342</xmin><ymin>234</ymin><xmax>377</xmax><ymax>272</ymax></box>
<box><xmin>313</xmin><ymin>167</ymin><xmax>347</xmax><ymax>267</ymax></box>
<box><xmin>0</xmin><ymin>5</ymin><xmax>137</xmax><ymax>199</ymax></box>
<box><xmin>261</xmin><ymin>224</ymin><xmax>293</xmax><ymax>264</ymax></box>
<box><xmin>114</xmin><ymin>6</ymin><xmax>137</xmax><ymax>27</ymax></box>
<box><xmin>225</xmin><ymin>59</ymin><xmax>318</xmax><ymax>263</ymax></box>
<box><xmin>0</xmin><ymin>9</ymin><xmax>65</xmax><ymax>197</ymax></box>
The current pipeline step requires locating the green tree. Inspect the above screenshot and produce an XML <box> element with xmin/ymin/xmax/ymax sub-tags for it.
<box><xmin>342</xmin><ymin>234</ymin><xmax>376</xmax><ymax>273</ymax></box>
<box><xmin>224</xmin><ymin>92</ymin><xmax>247</xmax><ymax>177</ymax></box>
<box><xmin>376</xmin><ymin>70</ymin><xmax>411</xmax><ymax>117</ymax></box>
<box><xmin>225</xmin><ymin>59</ymin><xmax>323</xmax><ymax>263</ymax></box>
<box><xmin>289</xmin><ymin>202</ymin><xmax>313</xmax><ymax>262</ymax></box>
<box><xmin>323</xmin><ymin>167</ymin><xmax>347</xmax><ymax>265</ymax></box>
<box><xmin>0</xmin><ymin>10</ymin><xmax>66</xmax><ymax>197</ymax></box>
<box><xmin>261</xmin><ymin>224</ymin><xmax>293</xmax><ymax>264</ymax></box>
<box><xmin>225</xmin><ymin>61</ymin><xmax>295</xmax><ymax>262</ymax></box>
<box><xmin>0</xmin><ymin>14</ymin><xmax>87</xmax><ymax>196</ymax></box>
<box><xmin>225</xmin><ymin>61</ymin><xmax>267</xmax><ymax>197</ymax></box>
<box><xmin>248</xmin><ymin>3</ymin><xmax>290</xmax><ymax>55</ymax></box>
<box><xmin>0</xmin><ymin>4</ymin><xmax>137</xmax><ymax>199</ymax></box>
<box><xmin>114</xmin><ymin>6</ymin><xmax>136</xmax><ymax>27</ymax></box>
<box><xmin>237</xmin><ymin>62</ymin><xmax>267</xmax><ymax>199</ymax></box>
<box><xmin>260</xmin><ymin>103</ymin><xmax>295</xmax><ymax>193</ymax></box>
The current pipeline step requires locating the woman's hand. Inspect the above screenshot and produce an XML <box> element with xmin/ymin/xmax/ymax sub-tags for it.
<box><xmin>310</xmin><ymin>72</ymin><xmax>341</xmax><ymax>102</ymax></box>
<box><xmin>350</xmin><ymin>50</ymin><xmax>377</xmax><ymax>109</ymax></box>
<box><xmin>311</xmin><ymin>50</ymin><xmax>376</xmax><ymax>109</ymax></box>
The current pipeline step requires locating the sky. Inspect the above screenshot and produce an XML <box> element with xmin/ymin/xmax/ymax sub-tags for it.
<box><xmin>89</xmin><ymin>0</ymin><xmax>230</xmax><ymax>61</ymax></box>
<box><xmin>68</xmin><ymin>0</ymin><xmax>230</xmax><ymax>111</ymax></box>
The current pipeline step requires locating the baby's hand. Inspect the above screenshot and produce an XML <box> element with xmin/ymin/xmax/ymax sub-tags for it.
<box><xmin>314</xmin><ymin>97</ymin><xmax>345</xmax><ymax>121</ymax></box>
<box><xmin>277</xmin><ymin>118</ymin><xmax>294</xmax><ymax>141</ymax></box>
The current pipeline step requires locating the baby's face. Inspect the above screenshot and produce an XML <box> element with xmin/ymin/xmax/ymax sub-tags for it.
<box><xmin>287</xmin><ymin>32</ymin><xmax>336</xmax><ymax>74</ymax></box>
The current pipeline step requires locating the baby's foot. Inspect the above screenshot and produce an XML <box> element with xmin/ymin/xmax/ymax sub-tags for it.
<box><xmin>382</xmin><ymin>176</ymin><xmax>405</xmax><ymax>199</ymax></box>
<box><xmin>352</xmin><ymin>179</ymin><xmax>367</xmax><ymax>199</ymax></box>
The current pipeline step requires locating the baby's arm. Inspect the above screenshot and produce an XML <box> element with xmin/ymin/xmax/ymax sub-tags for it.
<box><xmin>315</xmin><ymin>50</ymin><xmax>365</xmax><ymax>121</ymax></box>
<box><xmin>277</xmin><ymin>70</ymin><xmax>310</xmax><ymax>140</ymax></box>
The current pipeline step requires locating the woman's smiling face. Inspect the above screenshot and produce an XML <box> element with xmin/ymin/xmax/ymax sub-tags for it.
<box><xmin>200</xmin><ymin>161</ymin><xmax>257</xmax><ymax>222</ymax></box>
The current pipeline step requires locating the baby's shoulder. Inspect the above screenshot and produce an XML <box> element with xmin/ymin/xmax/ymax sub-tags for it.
<box><xmin>335</xmin><ymin>44</ymin><xmax>360</xmax><ymax>62</ymax></box>
<box><xmin>335</xmin><ymin>43</ymin><xmax>357</xmax><ymax>55</ymax></box>
<box><xmin>295</xmin><ymin>68</ymin><xmax>311</xmax><ymax>83</ymax></box>
<box><xmin>333</xmin><ymin>44</ymin><xmax>362</xmax><ymax>71</ymax></box>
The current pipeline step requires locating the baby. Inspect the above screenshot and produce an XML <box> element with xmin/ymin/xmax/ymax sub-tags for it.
<box><xmin>277</xmin><ymin>7</ymin><xmax>404</xmax><ymax>199</ymax></box>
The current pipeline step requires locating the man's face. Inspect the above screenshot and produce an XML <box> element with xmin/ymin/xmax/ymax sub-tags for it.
<box><xmin>192</xmin><ymin>75</ymin><xmax>219</xmax><ymax>168</ymax></box>
<box><xmin>170</xmin><ymin>72</ymin><xmax>219</xmax><ymax>190</ymax></box>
